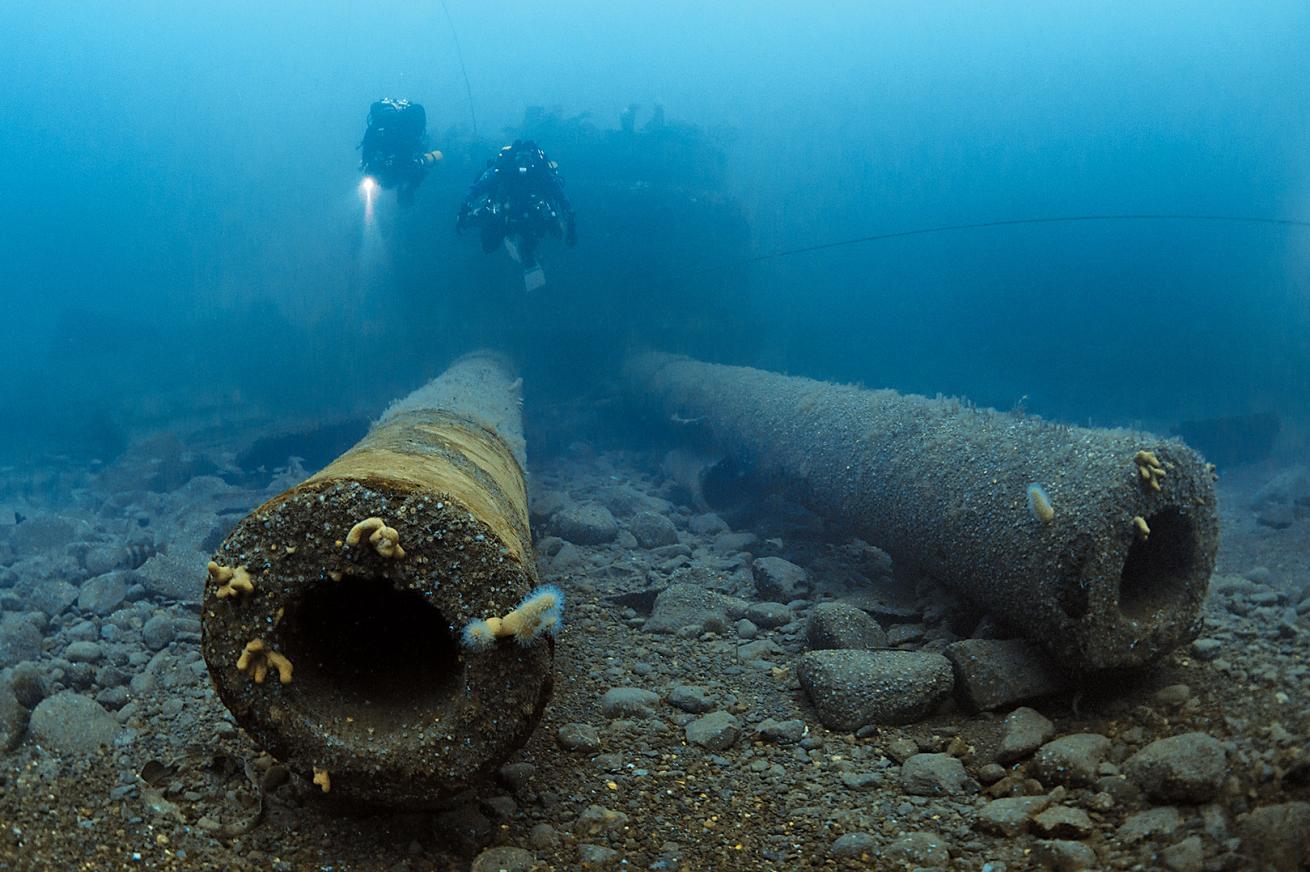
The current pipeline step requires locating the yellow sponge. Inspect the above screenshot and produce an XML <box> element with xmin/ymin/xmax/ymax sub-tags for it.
<box><xmin>208</xmin><ymin>562</ymin><xmax>254</xmax><ymax>599</ymax></box>
<box><xmin>346</xmin><ymin>517</ymin><xmax>405</xmax><ymax>559</ymax></box>
<box><xmin>237</xmin><ymin>639</ymin><xmax>293</xmax><ymax>685</ymax></box>
<box><xmin>1135</xmin><ymin>451</ymin><xmax>1166</xmax><ymax>492</ymax></box>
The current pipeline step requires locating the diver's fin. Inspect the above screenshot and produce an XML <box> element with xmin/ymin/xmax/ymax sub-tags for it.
<box><xmin>523</xmin><ymin>265</ymin><xmax>547</xmax><ymax>292</ymax></box>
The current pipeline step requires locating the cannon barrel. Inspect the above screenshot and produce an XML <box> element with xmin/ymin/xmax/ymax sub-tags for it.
<box><xmin>202</xmin><ymin>352</ymin><xmax>552</xmax><ymax>806</ymax></box>
<box><xmin>626</xmin><ymin>352</ymin><xmax>1218</xmax><ymax>673</ymax></box>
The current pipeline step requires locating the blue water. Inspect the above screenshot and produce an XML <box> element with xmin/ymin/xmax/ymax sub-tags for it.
<box><xmin>1</xmin><ymin>1</ymin><xmax>1308</xmax><ymax>461</ymax></box>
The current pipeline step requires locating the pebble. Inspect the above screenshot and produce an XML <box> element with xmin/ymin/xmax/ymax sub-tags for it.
<box><xmin>885</xmin><ymin>831</ymin><xmax>950</xmax><ymax>866</ymax></box>
<box><xmin>1031</xmin><ymin>805</ymin><xmax>1094</xmax><ymax>839</ymax></box>
<box><xmin>1030</xmin><ymin>838</ymin><xmax>1097</xmax><ymax>870</ymax></box>
<box><xmin>1117</xmin><ymin>806</ymin><xmax>1182</xmax><ymax>843</ymax></box>
<box><xmin>1237</xmin><ymin>801</ymin><xmax>1310</xmax><ymax>870</ymax></box>
<box><xmin>796</xmin><ymin>649</ymin><xmax>954</xmax><ymax>729</ymax></box>
<box><xmin>1124</xmin><ymin>732</ymin><xmax>1227</xmax><ymax>802</ymax></box>
<box><xmin>839</xmin><ymin>771</ymin><xmax>881</xmax><ymax>790</ymax></box>
<box><xmin>83</xmin><ymin>544</ymin><xmax>128</xmax><ymax>577</ymax></box>
<box><xmin>737</xmin><ymin>638</ymin><xmax>781</xmax><ymax>662</ymax></box>
<box><xmin>577</xmin><ymin>843</ymin><xmax>620</xmax><ymax>868</ymax></box>
<box><xmin>627</xmin><ymin>511</ymin><xmax>679</xmax><ymax>548</ymax></box>
<box><xmin>141</xmin><ymin>615</ymin><xmax>175</xmax><ymax>651</ymax></box>
<box><xmin>751</xmin><ymin>556</ymin><xmax>809</xmax><ymax>600</ymax></box>
<box><xmin>997</xmin><ymin>706</ymin><xmax>1055</xmax><ymax>764</ymax></box>
<box><xmin>528</xmin><ymin>823</ymin><xmax>560</xmax><ymax>850</ymax></box>
<box><xmin>900</xmin><ymin>753</ymin><xmax>979</xmax><ymax>796</ymax></box>
<box><xmin>470</xmin><ymin>846</ymin><xmax>535</xmax><ymax>872</ymax></box>
<box><xmin>554</xmin><ymin>504</ymin><xmax>619</xmax><ymax>545</ymax></box>
<box><xmin>885</xmin><ymin>735</ymin><xmax>920</xmax><ymax>763</ymax></box>
<box><xmin>745</xmin><ymin>601</ymin><xmax>792</xmax><ymax>629</ymax></box>
<box><xmin>755</xmin><ymin>717</ymin><xmax>806</xmax><ymax>744</ymax></box>
<box><xmin>64</xmin><ymin>641</ymin><xmax>103</xmax><ymax>663</ymax></box>
<box><xmin>0</xmin><ymin>678</ymin><xmax>26</xmax><ymax>752</ymax></box>
<box><xmin>482</xmin><ymin>795</ymin><xmax>516</xmax><ymax>819</ymax></box>
<box><xmin>688</xmin><ymin>513</ymin><xmax>729</xmax><ymax>535</ymax></box>
<box><xmin>667</xmin><ymin>685</ymin><xmax>714</xmax><ymax>714</ymax></box>
<box><xmin>29</xmin><ymin>692</ymin><xmax>119</xmax><ymax>754</ymax></box>
<box><xmin>600</xmin><ymin>687</ymin><xmax>659</xmax><ymax>719</ymax></box>
<box><xmin>77</xmin><ymin>571</ymin><xmax>130</xmax><ymax>616</ymax></box>
<box><xmin>1032</xmin><ymin>733</ymin><xmax>1112</xmax><ymax>786</ymax></box>
<box><xmin>28</xmin><ymin>580</ymin><xmax>79</xmax><ymax>618</ymax></box>
<box><xmin>7</xmin><ymin>662</ymin><xmax>46</xmax><ymax>709</ymax></box>
<box><xmin>885</xmin><ymin>623</ymin><xmax>926</xmax><ymax>645</ymax></box>
<box><xmin>644</xmin><ymin>584</ymin><xmax>729</xmax><ymax>636</ymax></box>
<box><xmin>497</xmin><ymin>762</ymin><xmax>536</xmax><ymax>791</ymax></box>
<box><xmin>685</xmin><ymin>711</ymin><xmax>740</xmax><ymax>751</ymax></box>
<box><xmin>977</xmin><ymin>796</ymin><xmax>1051</xmax><ymax>836</ymax></box>
<box><xmin>946</xmin><ymin>638</ymin><xmax>1066</xmax><ymax>711</ymax></box>
<box><xmin>95</xmin><ymin>687</ymin><xmax>130</xmax><ymax>710</ymax></box>
<box><xmin>0</xmin><ymin>615</ymin><xmax>43</xmax><ymax>668</ymax></box>
<box><xmin>1161</xmin><ymin>835</ymin><xmax>1204</xmax><ymax>872</ymax></box>
<box><xmin>557</xmin><ymin>723</ymin><xmax>601</xmax><ymax>753</ymax></box>
<box><xmin>830</xmin><ymin>832</ymin><xmax>878</xmax><ymax>860</ymax></box>
<box><xmin>574</xmin><ymin>804</ymin><xmax>628</xmax><ymax>837</ymax></box>
<box><xmin>138</xmin><ymin>550</ymin><xmax>205</xmax><ymax>604</ymax></box>
<box><xmin>1154</xmin><ymin>684</ymin><xmax>1191</xmax><ymax>706</ymax></box>
<box><xmin>806</xmin><ymin>601</ymin><xmax>887</xmax><ymax>651</ymax></box>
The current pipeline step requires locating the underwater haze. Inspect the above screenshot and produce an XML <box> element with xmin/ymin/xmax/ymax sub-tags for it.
<box><xmin>1</xmin><ymin>1</ymin><xmax>1308</xmax><ymax>461</ymax></box>
<box><xmin>6</xmin><ymin>4</ymin><xmax>1310</xmax><ymax>870</ymax></box>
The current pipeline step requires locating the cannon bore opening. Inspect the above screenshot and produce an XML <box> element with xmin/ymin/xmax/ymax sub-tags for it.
<box><xmin>1119</xmin><ymin>508</ymin><xmax>1200</xmax><ymax>622</ymax></box>
<box><xmin>279</xmin><ymin>576</ymin><xmax>463</xmax><ymax>732</ymax></box>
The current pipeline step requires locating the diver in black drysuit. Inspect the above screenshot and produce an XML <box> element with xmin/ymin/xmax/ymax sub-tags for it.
<box><xmin>455</xmin><ymin>140</ymin><xmax>577</xmax><ymax>271</ymax></box>
<box><xmin>358</xmin><ymin>98</ymin><xmax>442</xmax><ymax>205</ymax></box>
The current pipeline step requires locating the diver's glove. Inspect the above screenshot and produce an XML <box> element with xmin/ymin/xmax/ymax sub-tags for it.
<box><xmin>456</xmin><ymin>205</ymin><xmax>471</xmax><ymax>234</ymax></box>
<box><xmin>565</xmin><ymin>215</ymin><xmax>577</xmax><ymax>248</ymax></box>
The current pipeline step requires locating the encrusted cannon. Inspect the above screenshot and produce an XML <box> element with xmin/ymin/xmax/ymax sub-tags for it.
<box><xmin>201</xmin><ymin>353</ymin><xmax>556</xmax><ymax>806</ymax></box>
<box><xmin>626</xmin><ymin>352</ymin><xmax>1218</xmax><ymax>674</ymax></box>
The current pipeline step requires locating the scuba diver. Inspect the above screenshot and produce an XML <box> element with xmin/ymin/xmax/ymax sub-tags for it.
<box><xmin>456</xmin><ymin>140</ymin><xmax>577</xmax><ymax>291</ymax></box>
<box><xmin>358</xmin><ymin>98</ymin><xmax>443</xmax><ymax>205</ymax></box>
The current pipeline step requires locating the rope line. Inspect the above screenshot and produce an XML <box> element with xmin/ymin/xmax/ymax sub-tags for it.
<box><xmin>685</xmin><ymin>213</ymin><xmax>1310</xmax><ymax>278</ymax></box>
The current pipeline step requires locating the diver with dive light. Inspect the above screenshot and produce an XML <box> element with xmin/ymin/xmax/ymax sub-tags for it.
<box><xmin>358</xmin><ymin>98</ymin><xmax>443</xmax><ymax>205</ymax></box>
<box><xmin>456</xmin><ymin>140</ymin><xmax>577</xmax><ymax>291</ymax></box>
